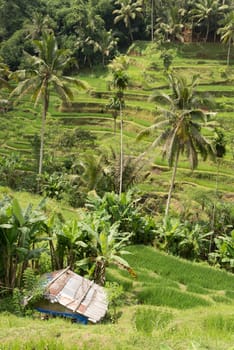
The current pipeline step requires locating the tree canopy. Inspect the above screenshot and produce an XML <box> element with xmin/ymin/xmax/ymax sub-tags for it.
<box><xmin>0</xmin><ymin>0</ymin><xmax>233</xmax><ymax>69</ymax></box>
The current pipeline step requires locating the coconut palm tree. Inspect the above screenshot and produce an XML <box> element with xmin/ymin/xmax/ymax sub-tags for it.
<box><xmin>211</xmin><ymin>128</ymin><xmax>226</xmax><ymax>233</ymax></box>
<box><xmin>111</xmin><ymin>69</ymin><xmax>129</xmax><ymax>195</ymax></box>
<box><xmin>138</xmin><ymin>73</ymin><xmax>215</xmax><ymax>217</ymax></box>
<box><xmin>10</xmin><ymin>32</ymin><xmax>87</xmax><ymax>176</ymax></box>
<box><xmin>155</xmin><ymin>6</ymin><xmax>185</xmax><ymax>43</ymax></box>
<box><xmin>189</xmin><ymin>0</ymin><xmax>228</xmax><ymax>42</ymax></box>
<box><xmin>23</xmin><ymin>12</ymin><xmax>53</xmax><ymax>40</ymax></box>
<box><xmin>113</xmin><ymin>0</ymin><xmax>144</xmax><ymax>42</ymax></box>
<box><xmin>218</xmin><ymin>11</ymin><xmax>234</xmax><ymax>65</ymax></box>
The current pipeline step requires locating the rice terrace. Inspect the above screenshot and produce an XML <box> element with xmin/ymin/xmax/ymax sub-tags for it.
<box><xmin>0</xmin><ymin>0</ymin><xmax>234</xmax><ymax>349</ymax></box>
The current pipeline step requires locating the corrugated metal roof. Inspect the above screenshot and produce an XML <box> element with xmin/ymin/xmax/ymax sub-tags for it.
<box><xmin>43</xmin><ymin>268</ymin><xmax>108</xmax><ymax>323</ymax></box>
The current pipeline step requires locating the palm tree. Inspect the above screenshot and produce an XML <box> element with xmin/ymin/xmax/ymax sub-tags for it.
<box><xmin>96</xmin><ymin>30</ymin><xmax>118</xmax><ymax>67</ymax></box>
<box><xmin>10</xmin><ymin>32</ymin><xmax>87</xmax><ymax>176</ymax></box>
<box><xmin>24</xmin><ymin>12</ymin><xmax>53</xmax><ymax>40</ymax></box>
<box><xmin>113</xmin><ymin>0</ymin><xmax>144</xmax><ymax>42</ymax></box>
<box><xmin>211</xmin><ymin>128</ymin><xmax>226</xmax><ymax>233</ymax></box>
<box><xmin>218</xmin><ymin>11</ymin><xmax>234</xmax><ymax>65</ymax></box>
<box><xmin>111</xmin><ymin>69</ymin><xmax>129</xmax><ymax>195</ymax></box>
<box><xmin>138</xmin><ymin>73</ymin><xmax>215</xmax><ymax>217</ymax></box>
<box><xmin>155</xmin><ymin>6</ymin><xmax>185</xmax><ymax>43</ymax></box>
<box><xmin>189</xmin><ymin>0</ymin><xmax>228</xmax><ymax>42</ymax></box>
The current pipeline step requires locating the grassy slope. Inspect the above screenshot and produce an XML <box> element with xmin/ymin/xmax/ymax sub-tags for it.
<box><xmin>0</xmin><ymin>244</ymin><xmax>234</xmax><ymax>350</ymax></box>
<box><xmin>0</xmin><ymin>42</ymin><xmax>234</xmax><ymax>202</ymax></box>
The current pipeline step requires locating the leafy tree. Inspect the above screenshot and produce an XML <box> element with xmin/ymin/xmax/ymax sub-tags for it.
<box><xmin>0</xmin><ymin>29</ymin><xmax>26</xmax><ymax>70</ymax></box>
<box><xmin>0</xmin><ymin>0</ymin><xmax>41</xmax><ymax>40</ymax></box>
<box><xmin>0</xmin><ymin>59</ymin><xmax>11</xmax><ymax>91</ymax></box>
<box><xmin>0</xmin><ymin>153</ymin><xmax>22</xmax><ymax>188</ymax></box>
<box><xmin>113</xmin><ymin>0</ymin><xmax>144</xmax><ymax>42</ymax></box>
<box><xmin>0</xmin><ymin>59</ymin><xmax>12</xmax><ymax>112</ymax></box>
<box><xmin>10</xmin><ymin>32</ymin><xmax>87</xmax><ymax>177</ymax></box>
<box><xmin>72</xmin><ymin>0</ymin><xmax>114</xmax><ymax>67</ymax></box>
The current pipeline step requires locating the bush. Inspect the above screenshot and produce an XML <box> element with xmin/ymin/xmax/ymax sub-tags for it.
<box><xmin>86</xmin><ymin>191</ymin><xmax>156</xmax><ymax>245</ymax></box>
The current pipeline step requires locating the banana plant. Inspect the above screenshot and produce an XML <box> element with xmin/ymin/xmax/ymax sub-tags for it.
<box><xmin>77</xmin><ymin>214</ymin><xmax>134</xmax><ymax>286</ymax></box>
<box><xmin>0</xmin><ymin>197</ymin><xmax>48</xmax><ymax>289</ymax></box>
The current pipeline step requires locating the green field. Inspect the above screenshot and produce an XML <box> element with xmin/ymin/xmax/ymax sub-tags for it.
<box><xmin>0</xmin><ymin>245</ymin><xmax>234</xmax><ymax>350</ymax></box>
<box><xmin>1</xmin><ymin>42</ymin><xmax>234</xmax><ymax>201</ymax></box>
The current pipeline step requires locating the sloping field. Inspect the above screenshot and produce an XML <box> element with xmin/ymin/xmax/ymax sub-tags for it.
<box><xmin>0</xmin><ymin>244</ymin><xmax>233</xmax><ymax>350</ymax></box>
<box><xmin>0</xmin><ymin>42</ymin><xmax>234</xmax><ymax>198</ymax></box>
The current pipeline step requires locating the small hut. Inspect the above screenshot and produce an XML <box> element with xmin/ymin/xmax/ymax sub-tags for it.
<box><xmin>35</xmin><ymin>267</ymin><xmax>108</xmax><ymax>324</ymax></box>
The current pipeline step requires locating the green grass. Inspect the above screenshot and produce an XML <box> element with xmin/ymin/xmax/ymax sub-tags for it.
<box><xmin>126</xmin><ymin>246</ymin><xmax>234</xmax><ymax>291</ymax></box>
<box><xmin>0</xmin><ymin>242</ymin><xmax>234</xmax><ymax>349</ymax></box>
<box><xmin>1</xmin><ymin>40</ymin><xmax>234</xmax><ymax>212</ymax></box>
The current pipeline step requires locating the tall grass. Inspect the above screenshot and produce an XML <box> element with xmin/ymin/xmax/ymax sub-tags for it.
<box><xmin>137</xmin><ymin>286</ymin><xmax>211</xmax><ymax>309</ymax></box>
<box><xmin>126</xmin><ymin>246</ymin><xmax>234</xmax><ymax>291</ymax></box>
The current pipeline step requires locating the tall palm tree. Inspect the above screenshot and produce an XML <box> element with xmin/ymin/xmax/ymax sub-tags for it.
<box><xmin>138</xmin><ymin>73</ymin><xmax>215</xmax><ymax>217</ymax></box>
<box><xmin>218</xmin><ymin>11</ymin><xmax>234</xmax><ymax>65</ymax></box>
<box><xmin>189</xmin><ymin>0</ymin><xmax>228</xmax><ymax>42</ymax></box>
<box><xmin>113</xmin><ymin>0</ymin><xmax>144</xmax><ymax>42</ymax></box>
<box><xmin>211</xmin><ymin>128</ymin><xmax>226</xmax><ymax>232</ymax></box>
<box><xmin>111</xmin><ymin>69</ymin><xmax>129</xmax><ymax>195</ymax></box>
<box><xmin>10</xmin><ymin>32</ymin><xmax>87</xmax><ymax>176</ymax></box>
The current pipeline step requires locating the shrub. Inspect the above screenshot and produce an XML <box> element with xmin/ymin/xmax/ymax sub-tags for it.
<box><xmin>86</xmin><ymin>191</ymin><xmax>156</xmax><ymax>245</ymax></box>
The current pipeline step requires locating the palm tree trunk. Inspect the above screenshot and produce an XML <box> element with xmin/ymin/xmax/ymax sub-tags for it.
<box><xmin>205</xmin><ymin>22</ymin><xmax>209</xmax><ymax>42</ymax></box>
<box><xmin>209</xmin><ymin>159</ymin><xmax>220</xmax><ymax>252</ymax></box>
<box><xmin>128</xmin><ymin>21</ymin><xmax>134</xmax><ymax>42</ymax></box>
<box><xmin>227</xmin><ymin>38</ymin><xmax>231</xmax><ymax>66</ymax></box>
<box><xmin>165</xmin><ymin>148</ymin><xmax>180</xmax><ymax>217</ymax></box>
<box><xmin>39</xmin><ymin>91</ymin><xmax>49</xmax><ymax>176</ymax></box>
<box><xmin>151</xmin><ymin>0</ymin><xmax>154</xmax><ymax>42</ymax></box>
<box><xmin>119</xmin><ymin>102</ymin><xmax>123</xmax><ymax>195</ymax></box>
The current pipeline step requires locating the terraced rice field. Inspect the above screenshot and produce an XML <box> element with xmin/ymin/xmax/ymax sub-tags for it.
<box><xmin>1</xmin><ymin>42</ymin><xmax>234</xmax><ymax>198</ymax></box>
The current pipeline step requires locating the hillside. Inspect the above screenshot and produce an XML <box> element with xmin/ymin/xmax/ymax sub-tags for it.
<box><xmin>1</xmin><ymin>42</ymin><xmax>234</xmax><ymax>209</ymax></box>
<box><xmin>0</xmin><ymin>245</ymin><xmax>234</xmax><ymax>350</ymax></box>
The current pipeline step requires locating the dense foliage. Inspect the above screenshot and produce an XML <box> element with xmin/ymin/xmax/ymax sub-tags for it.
<box><xmin>0</xmin><ymin>0</ymin><xmax>234</xmax><ymax>69</ymax></box>
<box><xmin>0</xmin><ymin>0</ymin><xmax>233</xmax><ymax>319</ymax></box>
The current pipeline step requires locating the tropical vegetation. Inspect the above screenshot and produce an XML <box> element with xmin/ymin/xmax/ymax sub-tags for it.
<box><xmin>0</xmin><ymin>1</ymin><xmax>234</xmax><ymax>349</ymax></box>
